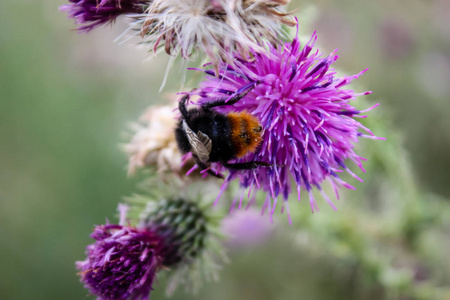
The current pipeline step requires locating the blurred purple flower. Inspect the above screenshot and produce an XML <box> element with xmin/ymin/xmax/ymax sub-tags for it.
<box><xmin>191</xmin><ymin>29</ymin><xmax>384</xmax><ymax>222</ymax></box>
<box><xmin>60</xmin><ymin>0</ymin><xmax>148</xmax><ymax>32</ymax></box>
<box><xmin>221</xmin><ymin>209</ymin><xmax>274</xmax><ymax>249</ymax></box>
<box><xmin>76</xmin><ymin>205</ymin><xmax>166</xmax><ymax>299</ymax></box>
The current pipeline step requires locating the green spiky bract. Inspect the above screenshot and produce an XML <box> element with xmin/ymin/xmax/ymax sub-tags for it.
<box><xmin>124</xmin><ymin>187</ymin><xmax>226</xmax><ymax>294</ymax></box>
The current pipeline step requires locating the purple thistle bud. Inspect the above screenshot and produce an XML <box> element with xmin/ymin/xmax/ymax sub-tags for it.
<box><xmin>189</xmin><ymin>29</ymin><xmax>385</xmax><ymax>222</ymax></box>
<box><xmin>60</xmin><ymin>0</ymin><xmax>148</xmax><ymax>32</ymax></box>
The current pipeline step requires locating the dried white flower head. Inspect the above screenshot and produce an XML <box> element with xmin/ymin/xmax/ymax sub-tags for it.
<box><xmin>130</xmin><ymin>0</ymin><xmax>295</xmax><ymax>66</ymax></box>
<box><xmin>124</xmin><ymin>99</ymin><xmax>184</xmax><ymax>176</ymax></box>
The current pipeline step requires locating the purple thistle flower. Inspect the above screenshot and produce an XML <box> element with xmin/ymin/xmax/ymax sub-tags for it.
<box><xmin>76</xmin><ymin>223</ymin><xmax>164</xmax><ymax>299</ymax></box>
<box><xmin>77</xmin><ymin>200</ymin><xmax>217</xmax><ymax>298</ymax></box>
<box><xmin>60</xmin><ymin>0</ymin><xmax>148</xmax><ymax>32</ymax></box>
<box><xmin>189</xmin><ymin>29</ymin><xmax>384</xmax><ymax>222</ymax></box>
<box><xmin>77</xmin><ymin>204</ymin><xmax>166</xmax><ymax>299</ymax></box>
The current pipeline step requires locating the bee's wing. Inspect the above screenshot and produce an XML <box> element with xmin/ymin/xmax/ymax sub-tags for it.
<box><xmin>182</xmin><ymin>120</ymin><xmax>212</xmax><ymax>162</ymax></box>
<box><xmin>196</xmin><ymin>131</ymin><xmax>212</xmax><ymax>155</ymax></box>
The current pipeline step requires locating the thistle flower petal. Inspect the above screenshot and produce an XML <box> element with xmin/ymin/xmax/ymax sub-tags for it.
<box><xmin>189</xmin><ymin>30</ymin><xmax>384</xmax><ymax>218</ymax></box>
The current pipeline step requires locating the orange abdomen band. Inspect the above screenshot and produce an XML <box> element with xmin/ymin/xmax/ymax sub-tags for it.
<box><xmin>227</xmin><ymin>111</ymin><xmax>263</xmax><ymax>158</ymax></box>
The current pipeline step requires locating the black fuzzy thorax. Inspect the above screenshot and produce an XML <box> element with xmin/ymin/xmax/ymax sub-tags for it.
<box><xmin>175</xmin><ymin>108</ymin><xmax>235</xmax><ymax>162</ymax></box>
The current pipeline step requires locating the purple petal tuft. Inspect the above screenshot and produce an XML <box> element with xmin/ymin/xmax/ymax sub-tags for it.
<box><xmin>76</xmin><ymin>224</ymin><xmax>164</xmax><ymax>299</ymax></box>
<box><xmin>60</xmin><ymin>0</ymin><xmax>147</xmax><ymax>32</ymax></box>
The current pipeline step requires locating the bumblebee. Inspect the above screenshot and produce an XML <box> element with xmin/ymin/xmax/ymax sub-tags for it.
<box><xmin>175</xmin><ymin>83</ymin><xmax>270</xmax><ymax>178</ymax></box>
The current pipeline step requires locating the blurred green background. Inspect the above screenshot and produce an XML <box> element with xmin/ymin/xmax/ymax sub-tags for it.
<box><xmin>1</xmin><ymin>0</ymin><xmax>450</xmax><ymax>299</ymax></box>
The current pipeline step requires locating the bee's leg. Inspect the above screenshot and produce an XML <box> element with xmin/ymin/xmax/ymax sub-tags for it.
<box><xmin>202</xmin><ymin>81</ymin><xmax>260</xmax><ymax>109</ymax></box>
<box><xmin>223</xmin><ymin>161</ymin><xmax>272</xmax><ymax>170</ymax></box>
<box><xmin>207</xmin><ymin>170</ymin><xmax>224</xmax><ymax>179</ymax></box>
<box><xmin>178</xmin><ymin>93</ymin><xmax>191</xmax><ymax>119</ymax></box>
<box><xmin>194</xmin><ymin>156</ymin><xmax>224</xmax><ymax>179</ymax></box>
